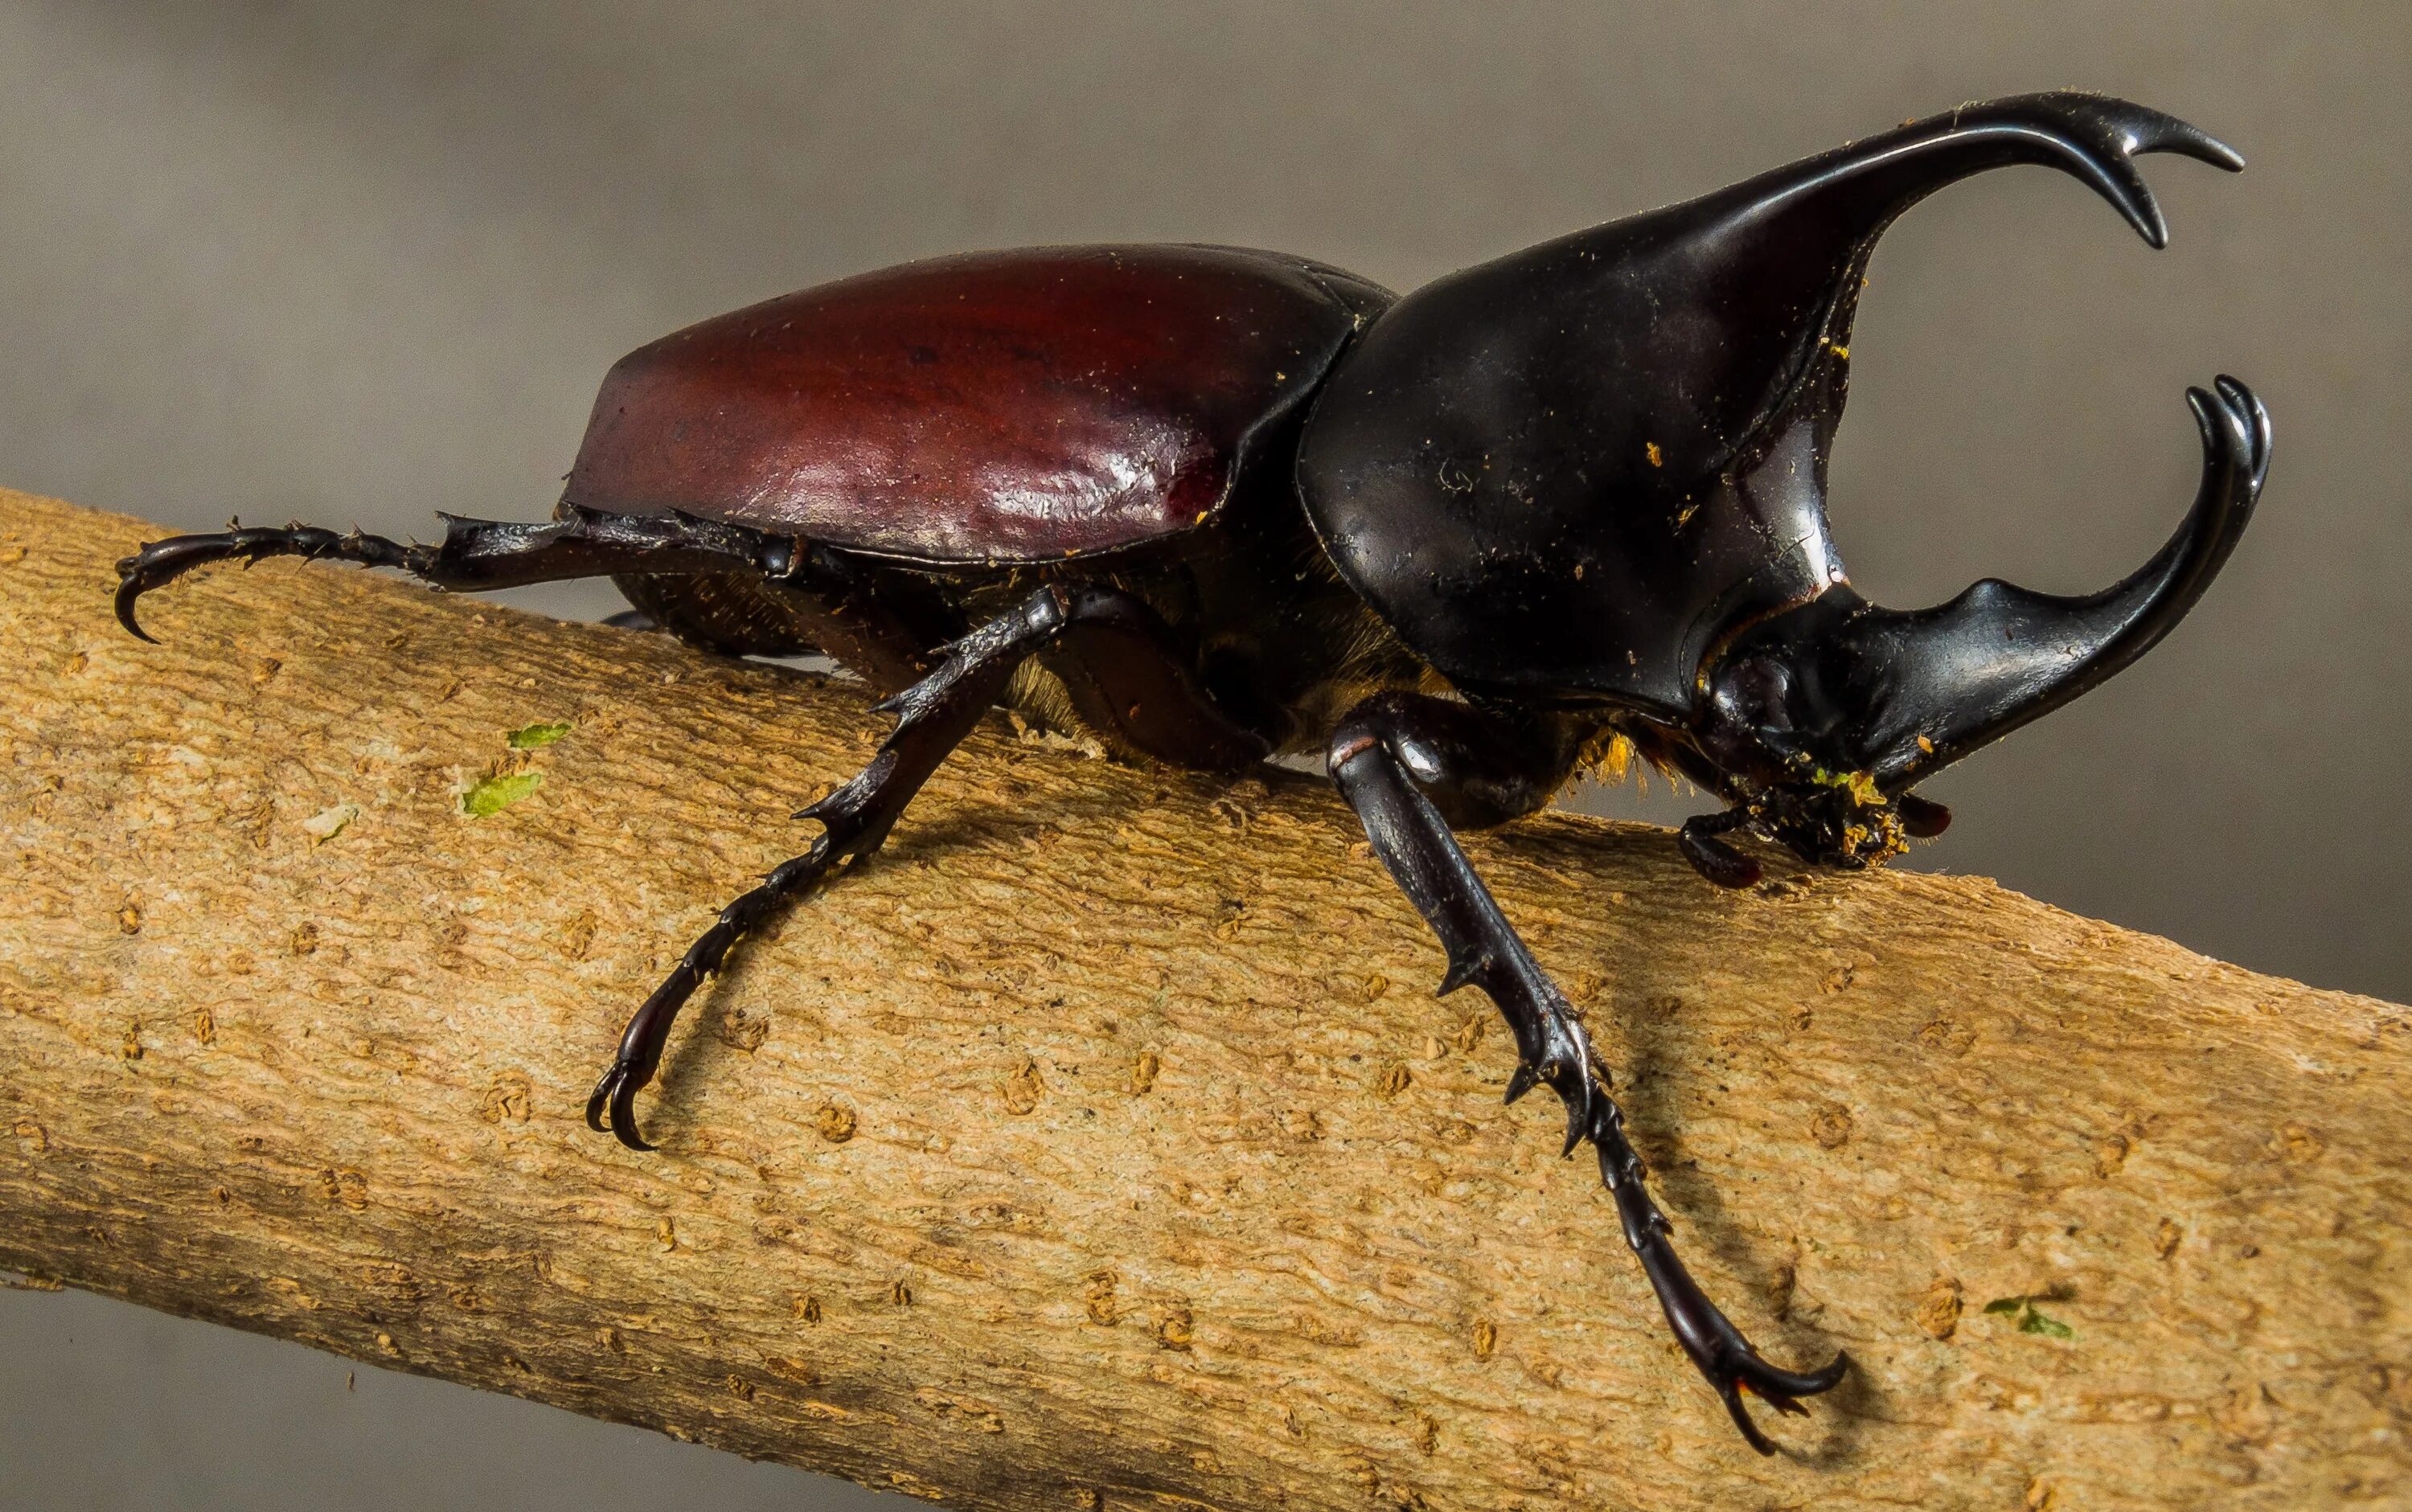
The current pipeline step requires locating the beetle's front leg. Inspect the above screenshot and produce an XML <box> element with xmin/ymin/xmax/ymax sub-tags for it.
<box><xmin>1326</xmin><ymin>693</ymin><xmax>1847</xmax><ymax>1454</ymax></box>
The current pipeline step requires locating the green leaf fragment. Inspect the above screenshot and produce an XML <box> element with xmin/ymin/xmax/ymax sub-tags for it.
<box><xmin>1985</xmin><ymin>1295</ymin><xmax>2075</xmax><ymax>1338</ymax></box>
<box><xmin>462</xmin><ymin>770</ymin><xmax>542</xmax><ymax>817</ymax></box>
<box><xmin>507</xmin><ymin>720</ymin><xmax>572</xmax><ymax>749</ymax></box>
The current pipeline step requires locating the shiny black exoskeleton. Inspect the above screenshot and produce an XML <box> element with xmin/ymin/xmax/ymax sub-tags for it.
<box><xmin>113</xmin><ymin>93</ymin><xmax>2270</xmax><ymax>1453</ymax></box>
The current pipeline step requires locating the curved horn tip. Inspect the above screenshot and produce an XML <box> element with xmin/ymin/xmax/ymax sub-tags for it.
<box><xmin>2168</xmin><ymin>377</ymin><xmax>2266</xmax><ymax>603</ymax></box>
<box><xmin>2137</xmin><ymin>112</ymin><xmax>2246</xmax><ymax>173</ymax></box>
<box><xmin>2213</xmin><ymin>374</ymin><xmax>2275</xmax><ymax>482</ymax></box>
<box><xmin>2188</xmin><ymin>376</ymin><xmax>2265</xmax><ymax>465</ymax></box>
<box><xmin>2032</xmin><ymin>92</ymin><xmax>2243</xmax><ymax>170</ymax></box>
<box><xmin>2183</xmin><ymin>384</ymin><xmax>2255</xmax><ymax>522</ymax></box>
<box><xmin>2043</xmin><ymin>96</ymin><xmax>2246</xmax><ymax>244</ymax></box>
<box><xmin>2132</xmin><ymin>203</ymin><xmax>2172</xmax><ymax>251</ymax></box>
<box><xmin>2182</xmin><ymin>131</ymin><xmax>2246</xmax><ymax>173</ymax></box>
<box><xmin>2059</xmin><ymin>132</ymin><xmax>2170</xmax><ymax>248</ymax></box>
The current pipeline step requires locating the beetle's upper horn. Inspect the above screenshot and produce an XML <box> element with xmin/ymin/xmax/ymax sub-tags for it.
<box><xmin>1828</xmin><ymin>378</ymin><xmax>2271</xmax><ymax>787</ymax></box>
<box><xmin>1576</xmin><ymin>92</ymin><xmax>2244</xmax><ymax>461</ymax></box>
<box><xmin>1708</xmin><ymin>91</ymin><xmax>2244</xmax><ymax>256</ymax></box>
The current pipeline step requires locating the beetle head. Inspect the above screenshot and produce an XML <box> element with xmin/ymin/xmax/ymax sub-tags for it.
<box><xmin>1688</xmin><ymin>366</ymin><xmax>2267</xmax><ymax>880</ymax></box>
<box><xmin>1299</xmin><ymin>93</ymin><xmax>2266</xmax><ymax>881</ymax></box>
<box><xmin>1688</xmin><ymin>618</ymin><xmax>1918</xmax><ymax>872</ymax></box>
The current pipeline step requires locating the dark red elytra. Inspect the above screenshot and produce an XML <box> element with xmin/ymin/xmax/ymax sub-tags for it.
<box><xmin>566</xmin><ymin>245</ymin><xmax>1387</xmax><ymax>563</ymax></box>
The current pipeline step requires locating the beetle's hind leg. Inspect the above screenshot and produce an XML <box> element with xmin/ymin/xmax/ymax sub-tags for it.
<box><xmin>113</xmin><ymin>506</ymin><xmax>797</xmax><ymax>642</ymax></box>
<box><xmin>587</xmin><ymin>580</ymin><xmax>1270</xmax><ymax>1149</ymax></box>
<box><xmin>1327</xmin><ymin>692</ymin><xmax>1848</xmax><ymax>1455</ymax></box>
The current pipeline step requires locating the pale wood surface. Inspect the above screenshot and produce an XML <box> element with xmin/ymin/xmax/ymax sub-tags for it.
<box><xmin>2</xmin><ymin>490</ymin><xmax>2406</xmax><ymax>1510</ymax></box>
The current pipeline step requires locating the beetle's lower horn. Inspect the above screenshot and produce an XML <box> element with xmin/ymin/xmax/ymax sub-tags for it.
<box><xmin>1845</xmin><ymin>378</ymin><xmax>2270</xmax><ymax>785</ymax></box>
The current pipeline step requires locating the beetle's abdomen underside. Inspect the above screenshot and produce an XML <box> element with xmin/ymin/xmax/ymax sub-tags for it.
<box><xmin>565</xmin><ymin>245</ymin><xmax>1385</xmax><ymax>564</ymax></box>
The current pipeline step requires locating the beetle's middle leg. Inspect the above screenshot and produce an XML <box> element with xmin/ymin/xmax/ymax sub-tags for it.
<box><xmin>586</xmin><ymin>580</ymin><xmax>1270</xmax><ymax>1149</ymax></box>
<box><xmin>1326</xmin><ymin>691</ymin><xmax>1848</xmax><ymax>1454</ymax></box>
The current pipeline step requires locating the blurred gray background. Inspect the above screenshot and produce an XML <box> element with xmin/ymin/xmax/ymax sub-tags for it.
<box><xmin>1</xmin><ymin>2</ymin><xmax>2403</xmax><ymax>1506</ymax></box>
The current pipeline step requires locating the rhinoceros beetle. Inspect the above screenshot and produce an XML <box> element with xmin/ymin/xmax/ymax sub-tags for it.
<box><xmin>115</xmin><ymin>93</ymin><xmax>2269</xmax><ymax>1453</ymax></box>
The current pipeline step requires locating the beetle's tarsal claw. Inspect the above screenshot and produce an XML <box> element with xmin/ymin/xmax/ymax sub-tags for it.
<box><xmin>111</xmin><ymin>523</ymin><xmax>425</xmax><ymax>645</ymax></box>
<box><xmin>113</xmin><ymin>572</ymin><xmax>160</xmax><ymax>642</ymax></box>
<box><xmin>1723</xmin><ymin>1390</ymin><xmax>1775</xmax><ymax>1455</ymax></box>
<box><xmin>585</xmin><ymin>1063</ymin><xmax>657</xmax><ymax>1152</ymax></box>
<box><xmin>1711</xmin><ymin>1347</ymin><xmax>1850</xmax><ymax>1455</ymax></box>
<box><xmin>586</xmin><ymin>845</ymin><xmax>842</xmax><ymax>1155</ymax></box>
<box><xmin>1582</xmin><ymin>1102</ymin><xmax>1848</xmax><ymax>1454</ymax></box>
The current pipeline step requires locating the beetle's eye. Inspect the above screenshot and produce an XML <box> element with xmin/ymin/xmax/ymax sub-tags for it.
<box><xmin>1714</xmin><ymin>658</ymin><xmax>1795</xmax><ymax>731</ymax></box>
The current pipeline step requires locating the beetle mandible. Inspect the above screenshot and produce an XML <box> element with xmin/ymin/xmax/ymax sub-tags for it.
<box><xmin>114</xmin><ymin>93</ymin><xmax>2270</xmax><ymax>1453</ymax></box>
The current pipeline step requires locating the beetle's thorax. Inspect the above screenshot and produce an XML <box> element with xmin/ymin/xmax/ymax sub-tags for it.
<box><xmin>1298</xmin><ymin>91</ymin><xmax>2261</xmax><ymax>851</ymax></box>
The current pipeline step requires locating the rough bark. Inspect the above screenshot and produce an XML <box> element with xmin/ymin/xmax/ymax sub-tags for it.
<box><xmin>1</xmin><ymin>488</ymin><xmax>2406</xmax><ymax>1510</ymax></box>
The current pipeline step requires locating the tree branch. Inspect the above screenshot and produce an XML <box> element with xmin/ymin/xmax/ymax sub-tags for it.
<box><xmin>2</xmin><ymin>490</ymin><xmax>2407</xmax><ymax>1510</ymax></box>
